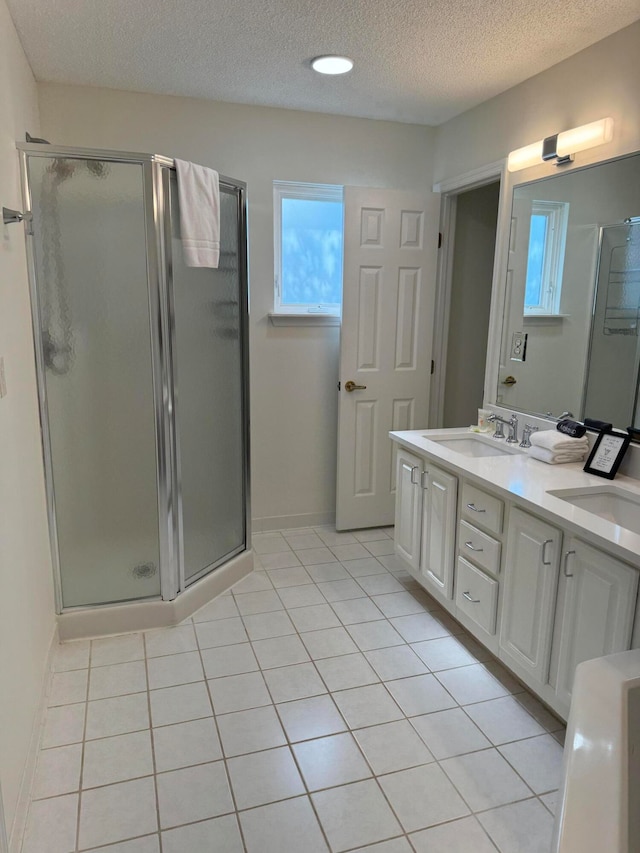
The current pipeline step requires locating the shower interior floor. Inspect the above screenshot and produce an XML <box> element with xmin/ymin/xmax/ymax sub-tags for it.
<box><xmin>22</xmin><ymin>525</ymin><xmax>565</xmax><ymax>853</ymax></box>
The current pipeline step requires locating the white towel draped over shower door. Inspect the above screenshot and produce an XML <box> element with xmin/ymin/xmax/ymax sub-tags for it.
<box><xmin>174</xmin><ymin>159</ymin><xmax>220</xmax><ymax>268</ymax></box>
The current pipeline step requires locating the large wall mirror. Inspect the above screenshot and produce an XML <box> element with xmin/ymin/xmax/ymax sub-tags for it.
<box><xmin>497</xmin><ymin>151</ymin><xmax>640</xmax><ymax>430</ymax></box>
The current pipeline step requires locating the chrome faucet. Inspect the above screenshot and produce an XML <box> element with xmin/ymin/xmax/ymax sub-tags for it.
<box><xmin>488</xmin><ymin>413</ymin><xmax>519</xmax><ymax>443</ymax></box>
<box><xmin>519</xmin><ymin>424</ymin><xmax>538</xmax><ymax>448</ymax></box>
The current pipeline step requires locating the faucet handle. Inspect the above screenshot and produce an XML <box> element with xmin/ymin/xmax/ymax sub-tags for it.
<box><xmin>520</xmin><ymin>424</ymin><xmax>538</xmax><ymax>448</ymax></box>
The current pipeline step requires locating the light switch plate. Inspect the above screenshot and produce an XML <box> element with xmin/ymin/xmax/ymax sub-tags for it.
<box><xmin>510</xmin><ymin>331</ymin><xmax>527</xmax><ymax>362</ymax></box>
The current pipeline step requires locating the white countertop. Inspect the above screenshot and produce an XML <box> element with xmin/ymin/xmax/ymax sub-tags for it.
<box><xmin>390</xmin><ymin>428</ymin><xmax>640</xmax><ymax>567</ymax></box>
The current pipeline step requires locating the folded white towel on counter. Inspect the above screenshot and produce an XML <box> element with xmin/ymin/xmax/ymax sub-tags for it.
<box><xmin>528</xmin><ymin>446</ymin><xmax>588</xmax><ymax>465</ymax></box>
<box><xmin>175</xmin><ymin>159</ymin><xmax>220</xmax><ymax>268</ymax></box>
<box><xmin>529</xmin><ymin>430</ymin><xmax>589</xmax><ymax>453</ymax></box>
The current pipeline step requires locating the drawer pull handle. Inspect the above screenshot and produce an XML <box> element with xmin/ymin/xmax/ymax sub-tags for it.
<box><xmin>420</xmin><ymin>470</ymin><xmax>429</xmax><ymax>490</ymax></box>
<box><xmin>410</xmin><ymin>465</ymin><xmax>420</xmax><ymax>485</ymax></box>
<box><xmin>464</xmin><ymin>541</ymin><xmax>483</xmax><ymax>552</ymax></box>
<box><xmin>541</xmin><ymin>539</ymin><xmax>553</xmax><ymax>566</ymax></box>
<box><xmin>463</xmin><ymin>591</ymin><xmax>481</xmax><ymax>603</ymax></box>
<box><xmin>563</xmin><ymin>550</ymin><xmax>576</xmax><ymax>578</ymax></box>
<box><xmin>466</xmin><ymin>502</ymin><xmax>486</xmax><ymax>513</ymax></box>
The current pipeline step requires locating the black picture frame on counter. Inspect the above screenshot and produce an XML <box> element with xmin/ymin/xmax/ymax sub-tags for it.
<box><xmin>583</xmin><ymin>430</ymin><xmax>631</xmax><ymax>480</ymax></box>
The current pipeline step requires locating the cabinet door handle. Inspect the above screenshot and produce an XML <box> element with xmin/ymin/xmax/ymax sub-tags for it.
<box><xmin>464</xmin><ymin>541</ymin><xmax>484</xmax><ymax>552</ymax></box>
<box><xmin>541</xmin><ymin>539</ymin><xmax>553</xmax><ymax>566</ymax></box>
<box><xmin>410</xmin><ymin>465</ymin><xmax>420</xmax><ymax>485</ymax></box>
<box><xmin>466</xmin><ymin>502</ymin><xmax>486</xmax><ymax>513</ymax></box>
<box><xmin>563</xmin><ymin>550</ymin><xmax>576</xmax><ymax>578</ymax></box>
<box><xmin>462</xmin><ymin>591</ymin><xmax>481</xmax><ymax>603</ymax></box>
<box><xmin>420</xmin><ymin>470</ymin><xmax>429</xmax><ymax>489</ymax></box>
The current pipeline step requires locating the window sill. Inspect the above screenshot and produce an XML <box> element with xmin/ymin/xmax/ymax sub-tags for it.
<box><xmin>523</xmin><ymin>314</ymin><xmax>570</xmax><ymax>323</ymax></box>
<box><xmin>269</xmin><ymin>312</ymin><xmax>341</xmax><ymax>327</ymax></box>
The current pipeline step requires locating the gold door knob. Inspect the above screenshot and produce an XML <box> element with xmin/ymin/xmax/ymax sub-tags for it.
<box><xmin>345</xmin><ymin>380</ymin><xmax>367</xmax><ymax>392</ymax></box>
<box><xmin>502</xmin><ymin>375</ymin><xmax>517</xmax><ymax>386</ymax></box>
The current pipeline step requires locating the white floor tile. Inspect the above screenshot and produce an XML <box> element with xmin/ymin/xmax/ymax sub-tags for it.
<box><xmin>86</xmin><ymin>693</ymin><xmax>149</xmax><ymax>740</ymax></box>
<box><xmin>146</xmin><ymin>651</ymin><xmax>204</xmax><ymax>690</ymax></box>
<box><xmin>330</xmin><ymin>543</ymin><xmax>371</xmax><ymax>562</ymax></box>
<box><xmin>217</xmin><ymin>705</ymin><xmax>287</xmax><ymax>756</ymax></box>
<box><xmin>234</xmin><ymin>589</ymin><xmax>284</xmax><ymax>615</ymax></box>
<box><xmin>277</xmin><ymin>694</ymin><xmax>347</xmax><ymax>741</ymax></box>
<box><xmin>478</xmin><ymin>798</ymin><xmax>555</xmax><ymax>853</ymax></box>
<box><xmin>411</xmin><ymin>634</ymin><xmax>490</xmax><ymax>671</ymax></box>
<box><xmin>410</xmin><ymin>815</ymin><xmax>498</xmax><ymax>853</ymax></box>
<box><xmin>149</xmin><ymin>682</ymin><xmax>212</xmax><ymax>727</ymax></box>
<box><xmin>252</xmin><ymin>634</ymin><xmax>310</xmax><ymax>669</ymax></box>
<box><xmin>192</xmin><ymin>594</ymin><xmax>240</xmax><ymax>622</ymax></box>
<box><xmin>32</xmin><ymin>743</ymin><xmax>82</xmax><ymax>799</ymax></box>
<box><xmin>349</xmin><ymin>838</ymin><xmax>412</xmax><ymax>853</ymax></box>
<box><xmin>363</xmin><ymin>540</ymin><xmax>396</xmax><ymax>557</ymax></box>
<box><xmin>342</xmin><ymin>557</ymin><xmax>389</xmax><ymax>578</ymax></box>
<box><xmin>315</xmin><ymin>652</ymin><xmax>379</xmax><ymax>691</ymax></box>
<box><xmin>435</xmin><ymin>663</ymin><xmax>513</xmax><ymax>705</ymax></box>
<box><xmin>276</xmin><ymin>583</ymin><xmax>326</xmax><ymax>609</ymax></box>
<box><xmin>48</xmin><ymin>669</ymin><xmax>88</xmax><ymax>706</ymax></box>
<box><xmin>227</xmin><ymin>745</ymin><xmax>305</xmax><ymax>808</ymax></box>
<box><xmin>379</xmin><ymin>763</ymin><xmax>470</xmax><ymax>832</ymax></box>
<box><xmin>162</xmin><ymin>814</ymin><xmax>243</xmax><ymax>853</ymax></box>
<box><xmin>411</xmin><ymin>707</ymin><xmax>491</xmax><ymax>759</ymax></box>
<box><xmin>306</xmin><ymin>562</ymin><xmax>351</xmax><ymax>582</ymax></box>
<box><xmin>195</xmin><ymin>617</ymin><xmax>249</xmax><ymax>649</ymax></box>
<box><xmin>239</xmin><ymin>796</ymin><xmax>329</xmax><ymax>853</ymax></box>
<box><xmin>498</xmin><ymin>734</ymin><xmax>564</xmax><ymax>793</ymax></box>
<box><xmin>316</xmin><ymin>529</ymin><xmax>358</xmax><ymax>546</ymax></box>
<box><xmin>390</xmin><ymin>612</ymin><xmax>455</xmax><ymax>643</ymax></box>
<box><xmin>293</xmin><ymin>732</ymin><xmax>371</xmax><ymax>790</ymax></box>
<box><xmin>316</xmin><ymin>578</ymin><xmax>365</xmax><ymax>602</ymax></box>
<box><xmin>284</xmin><ymin>531</ymin><xmax>325</xmax><ymax>550</ymax></box>
<box><xmin>353</xmin><ymin>529</ymin><xmax>391</xmax><ymax>543</ymax></box>
<box><xmin>312</xmin><ymin>778</ymin><xmax>402</xmax><ymax>851</ymax></box>
<box><xmin>288</xmin><ymin>603</ymin><xmax>341</xmax><ymax>633</ymax></box>
<box><xmin>252</xmin><ymin>532</ymin><xmax>290</xmax><ymax>554</ymax></box>
<box><xmin>378</xmin><ymin>554</ymin><xmax>410</xmax><ymax>573</ymax></box>
<box><xmin>200</xmin><ymin>642</ymin><xmax>258</xmax><ymax>679</ymax></box>
<box><xmin>295</xmin><ymin>546</ymin><xmax>337</xmax><ymax>565</ymax></box>
<box><xmin>208</xmin><ymin>671</ymin><xmax>271</xmax><ymax>714</ymax></box>
<box><xmin>346</xmin><ymin>619</ymin><xmax>405</xmax><ymax>651</ymax></box>
<box><xmin>232</xmin><ymin>571</ymin><xmax>274</xmax><ymax>592</ymax></box>
<box><xmin>53</xmin><ymin>641</ymin><xmax>90</xmax><ymax>672</ymax></box>
<box><xmin>91</xmin><ymin>633</ymin><xmax>145</xmax><ymax>667</ymax></box>
<box><xmin>356</xmin><ymin>574</ymin><xmax>405</xmax><ymax>596</ymax></box>
<box><xmin>242</xmin><ymin>609</ymin><xmax>296</xmax><ymax>640</ymax></box>
<box><xmin>515</xmin><ymin>692</ymin><xmax>565</xmax><ymax>732</ymax></box>
<box><xmin>82</xmin><ymin>729</ymin><xmax>153</xmax><ymax>788</ymax></box>
<box><xmin>267</xmin><ymin>566</ymin><xmax>314</xmax><ymax>587</ymax></box>
<box><xmin>465</xmin><ymin>695</ymin><xmax>546</xmax><ymax>745</ymax></box>
<box><xmin>332</xmin><ymin>683</ymin><xmax>403</xmax><ymax>729</ymax></box>
<box><xmin>41</xmin><ymin>703</ymin><xmax>86</xmax><ymax>748</ymax></box>
<box><xmin>353</xmin><ymin>720</ymin><xmax>434</xmax><ymax>774</ymax></box>
<box><xmin>331</xmin><ymin>597</ymin><xmax>385</xmax><ymax>625</ymax></box>
<box><xmin>156</xmin><ymin>760</ymin><xmax>233</xmax><ymax>829</ymax></box>
<box><xmin>144</xmin><ymin>624</ymin><xmax>197</xmax><ymax>658</ymax></box>
<box><xmin>540</xmin><ymin>790</ymin><xmax>558</xmax><ymax>815</ymax></box>
<box><xmin>22</xmin><ymin>793</ymin><xmax>78</xmax><ymax>853</ymax></box>
<box><xmin>83</xmin><ymin>836</ymin><xmax>160</xmax><ymax>853</ymax></box>
<box><xmin>88</xmin><ymin>660</ymin><xmax>147</xmax><ymax>700</ymax></box>
<box><xmin>386</xmin><ymin>673</ymin><xmax>457</xmax><ymax>716</ymax></box>
<box><xmin>441</xmin><ymin>748</ymin><xmax>533</xmax><ymax>811</ymax></box>
<box><xmin>300</xmin><ymin>626</ymin><xmax>360</xmax><ymax>659</ymax></box>
<box><xmin>78</xmin><ymin>777</ymin><xmax>157</xmax><ymax>849</ymax></box>
<box><xmin>262</xmin><ymin>661</ymin><xmax>327</xmax><ymax>703</ymax></box>
<box><xmin>153</xmin><ymin>717</ymin><xmax>222</xmax><ymax>772</ymax></box>
<box><xmin>371</xmin><ymin>591</ymin><xmax>429</xmax><ymax>618</ymax></box>
<box><xmin>364</xmin><ymin>645</ymin><xmax>429</xmax><ymax>681</ymax></box>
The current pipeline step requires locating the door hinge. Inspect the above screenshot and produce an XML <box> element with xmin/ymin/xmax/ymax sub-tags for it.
<box><xmin>337</xmin><ymin>381</ymin><xmax>341</xmax><ymax>391</ymax></box>
<box><xmin>430</xmin><ymin>360</ymin><xmax>435</xmax><ymax>375</ymax></box>
<box><xmin>438</xmin><ymin>232</ymin><xmax>442</xmax><ymax>249</ymax></box>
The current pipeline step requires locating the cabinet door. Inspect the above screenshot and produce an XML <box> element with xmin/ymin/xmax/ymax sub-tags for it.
<box><xmin>394</xmin><ymin>449</ymin><xmax>423</xmax><ymax>572</ymax></box>
<box><xmin>499</xmin><ymin>508</ymin><xmax>561</xmax><ymax>684</ymax></box>
<box><xmin>555</xmin><ymin>538</ymin><xmax>639</xmax><ymax>709</ymax></box>
<box><xmin>421</xmin><ymin>465</ymin><xmax>457</xmax><ymax>598</ymax></box>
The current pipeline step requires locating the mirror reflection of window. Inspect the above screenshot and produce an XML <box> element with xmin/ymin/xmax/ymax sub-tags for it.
<box><xmin>524</xmin><ymin>201</ymin><xmax>569</xmax><ymax>316</ymax></box>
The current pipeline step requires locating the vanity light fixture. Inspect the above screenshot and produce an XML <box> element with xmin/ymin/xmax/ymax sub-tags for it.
<box><xmin>507</xmin><ymin>117</ymin><xmax>614</xmax><ymax>173</ymax></box>
<box><xmin>311</xmin><ymin>55</ymin><xmax>354</xmax><ymax>75</ymax></box>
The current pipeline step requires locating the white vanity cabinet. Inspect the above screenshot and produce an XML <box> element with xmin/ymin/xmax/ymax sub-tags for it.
<box><xmin>394</xmin><ymin>448</ymin><xmax>423</xmax><ymax>572</ymax></box>
<box><xmin>553</xmin><ymin>538</ymin><xmax>639</xmax><ymax>709</ymax></box>
<box><xmin>499</xmin><ymin>508</ymin><xmax>562</xmax><ymax>685</ymax></box>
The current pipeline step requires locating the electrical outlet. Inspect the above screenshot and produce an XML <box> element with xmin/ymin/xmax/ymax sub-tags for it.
<box><xmin>510</xmin><ymin>331</ymin><xmax>527</xmax><ymax>362</ymax></box>
<box><xmin>0</xmin><ymin>357</ymin><xmax>6</xmax><ymax>398</ymax></box>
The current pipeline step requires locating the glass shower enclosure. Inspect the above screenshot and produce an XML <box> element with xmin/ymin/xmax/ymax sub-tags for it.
<box><xmin>20</xmin><ymin>143</ymin><xmax>250</xmax><ymax>611</ymax></box>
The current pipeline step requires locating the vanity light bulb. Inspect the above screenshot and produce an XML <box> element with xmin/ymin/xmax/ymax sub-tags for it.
<box><xmin>507</xmin><ymin>140</ymin><xmax>544</xmax><ymax>173</ymax></box>
<box><xmin>556</xmin><ymin>117</ymin><xmax>614</xmax><ymax>157</ymax></box>
<box><xmin>311</xmin><ymin>56</ymin><xmax>354</xmax><ymax>75</ymax></box>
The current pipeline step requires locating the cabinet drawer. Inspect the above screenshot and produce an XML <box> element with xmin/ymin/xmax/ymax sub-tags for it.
<box><xmin>458</xmin><ymin>519</ymin><xmax>501</xmax><ymax>576</ymax></box>
<box><xmin>461</xmin><ymin>482</ymin><xmax>503</xmax><ymax>535</ymax></box>
<box><xmin>456</xmin><ymin>557</ymin><xmax>499</xmax><ymax>635</ymax></box>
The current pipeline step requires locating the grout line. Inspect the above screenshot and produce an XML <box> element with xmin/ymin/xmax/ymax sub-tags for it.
<box><xmin>141</xmin><ymin>633</ymin><xmax>164</xmax><ymax>853</ymax></box>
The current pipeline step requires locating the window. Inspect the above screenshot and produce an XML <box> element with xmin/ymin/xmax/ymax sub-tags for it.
<box><xmin>524</xmin><ymin>200</ymin><xmax>569</xmax><ymax>316</ymax></box>
<box><xmin>273</xmin><ymin>181</ymin><xmax>344</xmax><ymax>319</ymax></box>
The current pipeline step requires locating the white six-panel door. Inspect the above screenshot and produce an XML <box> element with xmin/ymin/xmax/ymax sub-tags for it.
<box><xmin>336</xmin><ymin>187</ymin><xmax>439</xmax><ymax>530</ymax></box>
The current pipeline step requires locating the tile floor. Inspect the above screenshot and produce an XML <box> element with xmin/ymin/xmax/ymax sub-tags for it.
<box><xmin>23</xmin><ymin>525</ymin><xmax>565</xmax><ymax>853</ymax></box>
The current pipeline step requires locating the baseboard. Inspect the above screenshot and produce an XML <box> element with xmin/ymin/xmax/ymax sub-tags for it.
<box><xmin>9</xmin><ymin>623</ymin><xmax>58</xmax><ymax>853</ymax></box>
<box><xmin>57</xmin><ymin>549</ymin><xmax>253</xmax><ymax>641</ymax></box>
<box><xmin>252</xmin><ymin>511</ymin><xmax>336</xmax><ymax>533</ymax></box>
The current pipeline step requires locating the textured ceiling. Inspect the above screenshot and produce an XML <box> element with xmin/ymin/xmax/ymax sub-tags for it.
<box><xmin>7</xmin><ymin>0</ymin><xmax>640</xmax><ymax>125</ymax></box>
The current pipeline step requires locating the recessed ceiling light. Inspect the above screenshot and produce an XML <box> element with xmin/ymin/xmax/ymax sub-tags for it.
<box><xmin>311</xmin><ymin>55</ymin><xmax>353</xmax><ymax>75</ymax></box>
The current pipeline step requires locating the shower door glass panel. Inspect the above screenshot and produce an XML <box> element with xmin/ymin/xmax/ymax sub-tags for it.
<box><xmin>28</xmin><ymin>157</ymin><xmax>161</xmax><ymax>607</ymax></box>
<box><xmin>170</xmin><ymin>176</ymin><xmax>246</xmax><ymax>583</ymax></box>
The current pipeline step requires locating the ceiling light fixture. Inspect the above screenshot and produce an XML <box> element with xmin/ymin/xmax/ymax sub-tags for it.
<box><xmin>507</xmin><ymin>117</ymin><xmax>614</xmax><ymax>173</ymax></box>
<box><xmin>311</xmin><ymin>55</ymin><xmax>353</xmax><ymax>75</ymax></box>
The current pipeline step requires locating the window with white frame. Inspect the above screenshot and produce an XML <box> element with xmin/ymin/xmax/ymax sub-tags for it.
<box><xmin>273</xmin><ymin>181</ymin><xmax>344</xmax><ymax>316</ymax></box>
<box><xmin>524</xmin><ymin>200</ymin><xmax>570</xmax><ymax>316</ymax></box>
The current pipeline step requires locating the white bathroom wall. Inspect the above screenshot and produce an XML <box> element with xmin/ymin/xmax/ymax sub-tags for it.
<box><xmin>0</xmin><ymin>0</ymin><xmax>56</xmax><ymax>845</ymax></box>
<box><xmin>37</xmin><ymin>85</ymin><xmax>436</xmax><ymax>529</ymax></box>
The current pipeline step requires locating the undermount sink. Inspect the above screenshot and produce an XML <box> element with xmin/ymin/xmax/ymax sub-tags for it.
<box><xmin>548</xmin><ymin>486</ymin><xmax>640</xmax><ymax>536</ymax></box>
<box><xmin>424</xmin><ymin>433</ymin><xmax>520</xmax><ymax>458</ymax></box>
